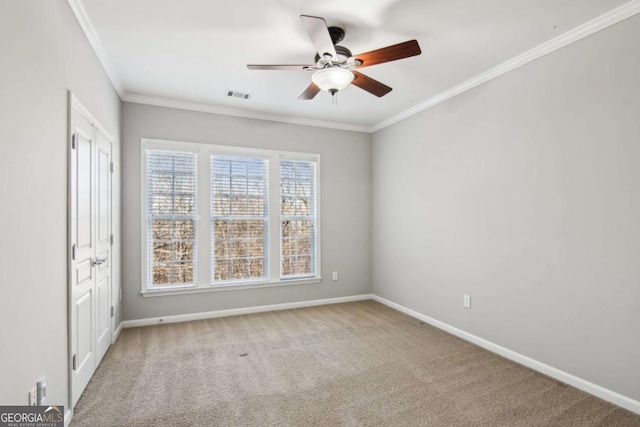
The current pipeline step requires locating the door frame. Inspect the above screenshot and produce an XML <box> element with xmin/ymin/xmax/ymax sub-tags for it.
<box><xmin>67</xmin><ymin>92</ymin><xmax>116</xmax><ymax>411</ymax></box>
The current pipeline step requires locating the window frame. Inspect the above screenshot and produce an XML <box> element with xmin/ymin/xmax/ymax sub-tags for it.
<box><xmin>144</xmin><ymin>149</ymin><xmax>198</xmax><ymax>289</ymax></box>
<box><xmin>210</xmin><ymin>154</ymin><xmax>270</xmax><ymax>285</ymax></box>
<box><xmin>140</xmin><ymin>138</ymin><xmax>321</xmax><ymax>297</ymax></box>
<box><xmin>279</xmin><ymin>158</ymin><xmax>318</xmax><ymax>280</ymax></box>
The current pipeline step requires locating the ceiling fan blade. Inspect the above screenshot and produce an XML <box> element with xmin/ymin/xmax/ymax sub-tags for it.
<box><xmin>300</xmin><ymin>15</ymin><xmax>337</xmax><ymax>59</ymax></box>
<box><xmin>247</xmin><ymin>64</ymin><xmax>316</xmax><ymax>70</ymax></box>
<box><xmin>298</xmin><ymin>82</ymin><xmax>321</xmax><ymax>100</ymax></box>
<box><xmin>351</xmin><ymin>71</ymin><xmax>392</xmax><ymax>97</ymax></box>
<box><xmin>353</xmin><ymin>40</ymin><xmax>421</xmax><ymax>68</ymax></box>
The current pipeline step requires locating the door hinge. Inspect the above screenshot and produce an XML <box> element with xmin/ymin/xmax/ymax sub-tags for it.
<box><xmin>110</xmin><ymin>234</ymin><xmax>114</xmax><ymax>246</ymax></box>
<box><xmin>71</xmin><ymin>133</ymin><xmax>77</xmax><ymax>150</ymax></box>
<box><xmin>72</xmin><ymin>354</ymin><xmax>77</xmax><ymax>371</ymax></box>
<box><xmin>110</xmin><ymin>306</ymin><xmax>114</xmax><ymax>318</ymax></box>
<box><xmin>110</xmin><ymin>162</ymin><xmax>114</xmax><ymax>173</ymax></box>
<box><xmin>71</xmin><ymin>244</ymin><xmax>76</xmax><ymax>261</ymax></box>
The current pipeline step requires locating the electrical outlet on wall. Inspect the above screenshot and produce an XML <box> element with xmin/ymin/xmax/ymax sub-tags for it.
<box><xmin>37</xmin><ymin>380</ymin><xmax>47</xmax><ymax>405</ymax></box>
<box><xmin>332</xmin><ymin>271</ymin><xmax>338</xmax><ymax>281</ymax></box>
<box><xmin>463</xmin><ymin>295</ymin><xmax>471</xmax><ymax>308</ymax></box>
<box><xmin>29</xmin><ymin>386</ymin><xmax>37</xmax><ymax>406</ymax></box>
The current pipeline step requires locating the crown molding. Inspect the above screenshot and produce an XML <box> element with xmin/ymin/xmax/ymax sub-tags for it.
<box><xmin>66</xmin><ymin>0</ymin><xmax>125</xmax><ymax>97</ymax></box>
<box><xmin>370</xmin><ymin>0</ymin><xmax>640</xmax><ymax>132</ymax></box>
<box><xmin>121</xmin><ymin>93</ymin><xmax>372</xmax><ymax>133</ymax></box>
<box><xmin>68</xmin><ymin>0</ymin><xmax>640</xmax><ymax>134</ymax></box>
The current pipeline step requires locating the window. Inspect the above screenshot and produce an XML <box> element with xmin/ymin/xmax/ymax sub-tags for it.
<box><xmin>211</xmin><ymin>156</ymin><xmax>268</xmax><ymax>283</ymax></box>
<box><xmin>145</xmin><ymin>150</ymin><xmax>197</xmax><ymax>288</ymax></box>
<box><xmin>280</xmin><ymin>159</ymin><xmax>316</xmax><ymax>278</ymax></box>
<box><xmin>141</xmin><ymin>139</ymin><xmax>320</xmax><ymax>295</ymax></box>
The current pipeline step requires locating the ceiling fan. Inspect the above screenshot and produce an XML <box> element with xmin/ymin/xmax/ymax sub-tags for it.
<box><xmin>247</xmin><ymin>15</ymin><xmax>422</xmax><ymax>101</ymax></box>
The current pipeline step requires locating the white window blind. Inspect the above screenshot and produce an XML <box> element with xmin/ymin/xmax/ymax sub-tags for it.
<box><xmin>280</xmin><ymin>159</ymin><xmax>317</xmax><ymax>278</ymax></box>
<box><xmin>211</xmin><ymin>155</ymin><xmax>269</xmax><ymax>283</ymax></box>
<box><xmin>146</xmin><ymin>150</ymin><xmax>197</xmax><ymax>288</ymax></box>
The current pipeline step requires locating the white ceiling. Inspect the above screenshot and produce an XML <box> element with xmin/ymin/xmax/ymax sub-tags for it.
<box><xmin>79</xmin><ymin>0</ymin><xmax>632</xmax><ymax>130</ymax></box>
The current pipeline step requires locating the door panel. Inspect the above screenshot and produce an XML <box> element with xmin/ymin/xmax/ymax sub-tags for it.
<box><xmin>76</xmin><ymin>133</ymin><xmax>93</xmax><ymax>250</ymax></box>
<box><xmin>75</xmin><ymin>259</ymin><xmax>92</xmax><ymax>286</ymax></box>
<box><xmin>73</xmin><ymin>288</ymin><xmax>94</xmax><ymax>406</ymax></box>
<box><xmin>98</xmin><ymin>149</ymin><xmax>109</xmax><ymax>241</ymax></box>
<box><xmin>75</xmin><ymin>290</ymin><xmax>93</xmax><ymax>369</ymax></box>
<box><xmin>97</xmin><ymin>276</ymin><xmax>110</xmax><ymax>344</ymax></box>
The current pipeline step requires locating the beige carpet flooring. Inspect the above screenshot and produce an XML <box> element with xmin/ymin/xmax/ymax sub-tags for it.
<box><xmin>71</xmin><ymin>300</ymin><xmax>640</xmax><ymax>426</ymax></box>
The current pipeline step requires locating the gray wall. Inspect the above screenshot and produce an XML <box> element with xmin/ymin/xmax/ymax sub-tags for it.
<box><xmin>0</xmin><ymin>0</ymin><xmax>121</xmax><ymax>409</ymax></box>
<box><xmin>372</xmin><ymin>15</ymin><xmax>640</xmax><ymax>401</ymax></box>
<box><xmin>3</xmin><ymin>0</ymin><xmax>637</xmax><ymax>411</ymax></box>
<box><xmin>121</xmin><ymin>102</ymin><xmax>371</xmax><ymax>320</ymax></box>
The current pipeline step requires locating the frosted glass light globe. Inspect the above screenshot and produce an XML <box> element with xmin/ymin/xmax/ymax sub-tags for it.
<box><xmin>311</xmin><ymin>67</ymin><xmax>354</xmax><ymax>94</ymax></box>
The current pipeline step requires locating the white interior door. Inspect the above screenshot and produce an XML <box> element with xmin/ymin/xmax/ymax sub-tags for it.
<box><xmin>95</xmin><ymin>132</ymin><xmax>112</xmax><ymax>364</ymax></box>
<box><xmin>69</xmin><ymin>103</ymin><xmax>112</xmax><ymax>407</ymax></box>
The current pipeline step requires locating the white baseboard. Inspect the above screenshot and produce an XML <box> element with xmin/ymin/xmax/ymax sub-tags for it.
<box><xmin>112</xmin><ymin>322</ymin><xmax>123</xmax><ymax>344</ymax></box>
<box><xmin>64</xmin><ymin>409</ymin><xmax>73</xmax><ymax>427</ymax></box>
<box><xmin>121</xmin><ymin>294</ymin><xmax>374</xmax><ymax>328</ymax></box>
<box><xmin>371</xmin><ymin>295</ymin><xmax>640</xmax><ymax>415</ymax></box>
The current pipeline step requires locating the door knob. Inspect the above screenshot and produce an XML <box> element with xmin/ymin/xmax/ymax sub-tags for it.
<box><xmin>92</xmin><ymin>257</ymin><xmax>107</xmax><ymax>266</ymax></box>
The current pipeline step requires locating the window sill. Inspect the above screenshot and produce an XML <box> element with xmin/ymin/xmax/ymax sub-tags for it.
<box><xmin>140</xmin><ymin>277</ymin><xmax>322</xmax><ymax>298</ymax></box>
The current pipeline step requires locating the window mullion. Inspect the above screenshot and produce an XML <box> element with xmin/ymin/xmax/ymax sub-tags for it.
<box><xmin>268</xmin><ymin>153</ymin><xmax>281</xmax><ymax>281</ymax></box>
<box><xmin>197</xmin><ymin>148</ymin><xmax>210</xmax><ymax>288</ymax></box>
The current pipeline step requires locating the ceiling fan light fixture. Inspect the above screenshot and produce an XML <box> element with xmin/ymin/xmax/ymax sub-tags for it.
<box><xmin>311</xmin><ymin>67</ymin><xmax>354</xmax><ymax>94</ymax></box>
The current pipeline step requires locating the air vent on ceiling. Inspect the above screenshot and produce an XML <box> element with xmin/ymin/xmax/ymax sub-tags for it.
<box><xmin>226</xmin><ymin>90</ymin><xmax>251</xmax><ymax>100</ymax></box>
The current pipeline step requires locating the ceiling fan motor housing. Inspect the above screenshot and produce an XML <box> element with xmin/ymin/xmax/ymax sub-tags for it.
<box><xmin>315</xmin><ymin>45</ymin><xmax>353</xmax><ymax>66</ymax></box>
<box><xmin>312</xmin><ymin>26</ymin><xmax>351</xmax><ymax>66</ymax></box>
